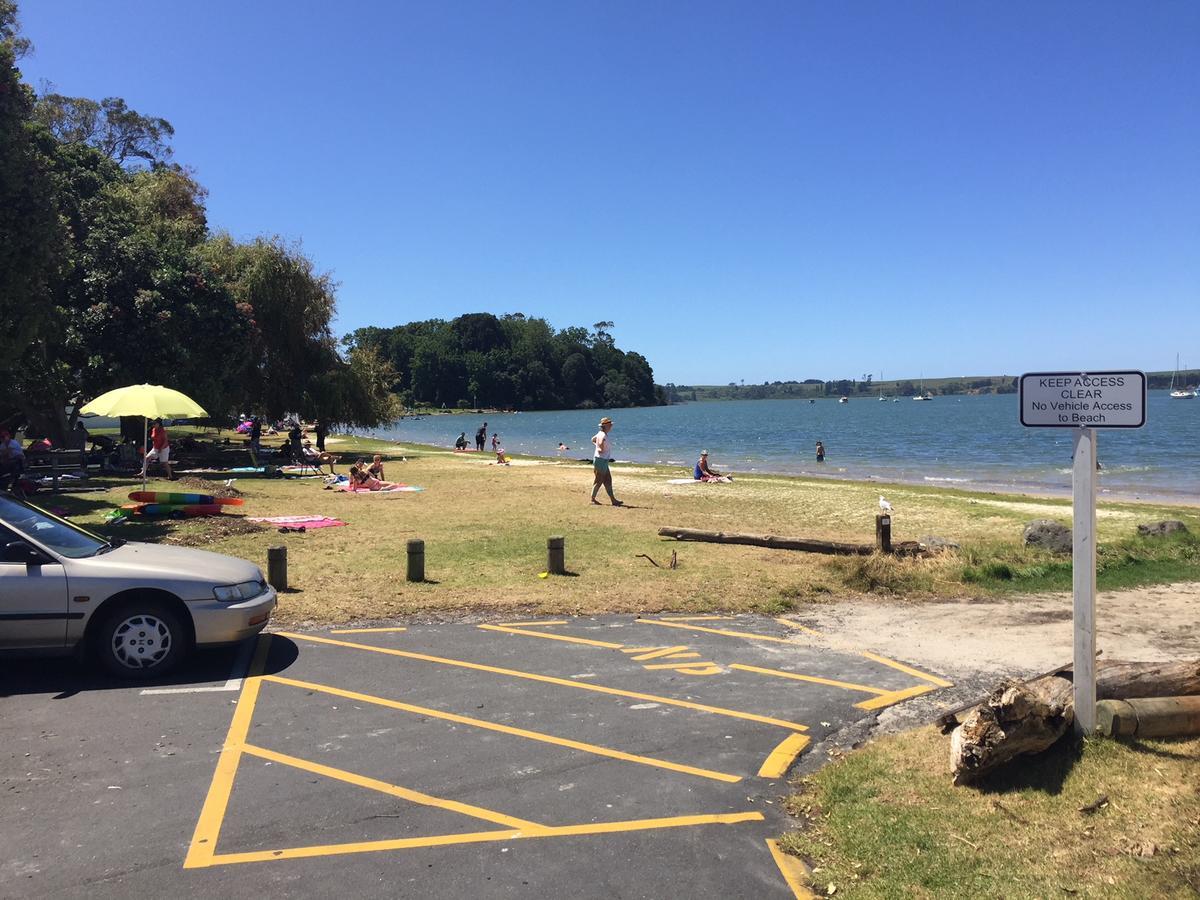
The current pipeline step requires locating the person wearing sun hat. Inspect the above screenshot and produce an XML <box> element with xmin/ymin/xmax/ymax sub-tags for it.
<box><xmin>694</xmin><ymin>449</ymin><xmax>727</xmax><ymax>481</ymax></box>
<box><xmin>590</xmin><ymin>416</ymin><xmax>622</xmax><ymax>506</ymax></box>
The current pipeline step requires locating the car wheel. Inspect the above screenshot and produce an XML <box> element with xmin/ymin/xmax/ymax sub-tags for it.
<box><xmin>95</xmin><ymin>602</ymin><xmax>188</xmax><ymax>678</ymax></box>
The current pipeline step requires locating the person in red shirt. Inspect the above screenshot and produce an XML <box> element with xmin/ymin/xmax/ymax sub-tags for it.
<box><xmin>141</xmin><ymin>418</ymin><xmax>173</xmax><ymax>480</ymax></box>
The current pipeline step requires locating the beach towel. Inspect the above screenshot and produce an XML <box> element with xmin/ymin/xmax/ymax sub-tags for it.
<box><xmin>666</xmin><ymin>478</ymin><xmax>702</xmax><ymax>485</ymax></box>
<box><xmin>247</xmin><ymin>515</ymin><xmax>346</xmax><ymax>529</ymax></box>
<box><xmin>336</xmin><ymin>484</ymin><xmax>424</xmax><ymax>494</ymax></box>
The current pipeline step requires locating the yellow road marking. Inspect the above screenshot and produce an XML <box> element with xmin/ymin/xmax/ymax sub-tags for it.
<box><xmin>773</xmin><ymin>616</ymin><xmax>822</xmax><ymax>636</ymax></box>
<box><xmin>660</xmin><ymin>615</ymin><xmax>734</xmax><ymax>621</ymax></box>
<box><xmin>622</xmin><ymin>645</ymin><xmax>660</xmax><ymax>653</ymax></box>
<box><xmin>242</xmin><ymin>744</ymin><xmax>547</xmax><ymax>831</ymax></box>
<box><xmin>630</xmin><ymin>645</ymin><xmax>691</xmax><ymax>661</ymax></box>
<box><xmin>277</xmin><ymin>632</ymin><xmax>808</xmax><ymax>732</ymax></box>
<box><xmin>766</xmin><ymin>839</ymin><xmax>816</xmax><ymax>899</ymax></box>
<box><xmin>664</xmin><ymin>651</ymin><xmax>701</xmax><ymax>660</ymax></box>
<box><xmin>641</xmin><ymin>619</ymin><xmax>801</xmax><ymax>644</ymax></box>
<box><xmin>495</xmin><ymin>619</ymin><xmax>570</xmax><ymax>628</ymax></box>
<box><xmin>330</xmin><ymin>627</ymin><xmax>408</xmax><ymax>634</ymax></box>
<box><xmin>206</xmin><ymin>812</ymin><xmax>765</xmax><ymax>866</ymax></box>
<box><xmin>642</xmin><ymin>661</ymin><xmax>718</xmax><ymax>671</ymax></box>
<box><xmin>858</xmin><ymin>651</ymin><xmax>953</xmax><ymax>687</ymax></box>
<box><xmin>183</xmin><ymin>635</ymin><xmax>272</xmax><ymax>869</ymax></box>
<box><xmin>262</xmin><ymin>674</ymin><xmax>742</xmax><ymax>783</ymax></box>
<box><xmin>730</xmin><ymin>663</ymin><xmax>889</xmax><ymax>695</ymax></box>
<box><xmin>854</xmin><ymin>683</ymin><xmax>941</xmax><ymax>710</ymax></box>
<box><xmin>479</xmin><ymin>623</ymin><xmax>624</xmax><ymax>649</ymax></box>
<box><xmin>757</xmin><ymin>733</ymin><xmax>812</xmax><ymax>778</ymax></box>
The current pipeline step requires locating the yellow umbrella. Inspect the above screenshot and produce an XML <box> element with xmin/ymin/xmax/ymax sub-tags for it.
<box><xmin>79</xmin><ymin>384</ymin><xmax>208</xmax><ymax>488</ymax></box>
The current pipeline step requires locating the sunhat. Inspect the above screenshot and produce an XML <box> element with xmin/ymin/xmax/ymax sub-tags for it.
<box><xmin>700</xmin><ymin>449</ymin><xmax>709</xmax><ymax>455</ymax></box>
<box><xmin>599</xmin><ymin>417</ymin><xmax>613</xmax><ymax>426</ymax></box>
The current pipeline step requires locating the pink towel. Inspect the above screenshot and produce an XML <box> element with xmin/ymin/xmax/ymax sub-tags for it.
<box><xmin>247</xmin><ymin>515</ymin><xmax>346</xmax><ymax>529</ymax></box>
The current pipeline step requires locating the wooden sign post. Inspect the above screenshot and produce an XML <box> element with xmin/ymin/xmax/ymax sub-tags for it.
<box><xmin>1020</xmin><ymin>371</ymin><xmax>1146</xmax><ymax>733</ymax></box>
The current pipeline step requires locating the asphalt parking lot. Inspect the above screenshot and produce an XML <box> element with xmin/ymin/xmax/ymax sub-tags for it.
<box><xmin>3</xmin><ymin>614</ymin><xmax>952</xmax><ymax>899</ymax></box>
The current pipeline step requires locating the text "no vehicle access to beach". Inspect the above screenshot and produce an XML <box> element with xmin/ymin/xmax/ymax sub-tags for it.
<box><xmin>1019</xmin><ymin>371</ymin><xmax>1146</xmax><ymax>428</ymax></box>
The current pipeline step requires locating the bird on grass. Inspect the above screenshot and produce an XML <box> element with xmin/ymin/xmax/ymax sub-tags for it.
<box><xmin>878</xmin><ymin>496</ymin><xmax>894</xmax><ymax>512</ymax></box>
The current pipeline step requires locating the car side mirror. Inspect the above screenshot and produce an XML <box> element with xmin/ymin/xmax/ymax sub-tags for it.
<box><xmin>2</xmin><ymin>540</ymin><xmax>45</xmax><ymax>565</ymax></box>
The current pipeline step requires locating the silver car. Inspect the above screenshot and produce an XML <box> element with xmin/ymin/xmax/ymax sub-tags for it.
<box><xmin>0</xmin><ymin>494</ymin><xmax>276</xmax><ymax>678</ymax></box>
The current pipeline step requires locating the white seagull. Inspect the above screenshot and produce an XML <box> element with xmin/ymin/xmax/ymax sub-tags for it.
<box><xmin>878</xmin><ymin>496</ymin><xmax>894</xmax><ymax>512</ymax></box>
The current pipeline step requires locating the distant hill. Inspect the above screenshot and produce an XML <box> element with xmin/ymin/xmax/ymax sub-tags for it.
<box><xmin>664</xmin><ymin>369</ymin><xmax>1198</xmax><ymax>403</ymax></box>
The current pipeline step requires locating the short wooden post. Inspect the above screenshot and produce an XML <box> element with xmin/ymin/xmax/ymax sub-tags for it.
<box><xmin>547</xmin><ymin>535</ymin><xmax>565</xmax><ymax>575</ymax></box>
<box><xmin>875</xmin><ymin>514</ymin><xmax>892</xmax><ymax>553</ymax></box>
<box><xmin>407</xmin><ymin>539</ymin><xmax>425</xmax><ymax>582</ymax></box>
<box><xmin>267</xmin><ymin>546</ymin><xmax>288</xmax><ymax>591</ymax></box>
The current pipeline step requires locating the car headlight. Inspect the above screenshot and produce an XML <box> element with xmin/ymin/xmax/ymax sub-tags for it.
<box><xmin>213</xmin><ymin>580</ymin><xmax>267</xmax><ymax>602</ymax></box>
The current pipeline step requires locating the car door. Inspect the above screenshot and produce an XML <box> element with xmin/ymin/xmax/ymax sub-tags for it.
<box><xmin>0</xmin><ymin>522</ymin><xmax>70</xmax><ymax>649</ymax></box>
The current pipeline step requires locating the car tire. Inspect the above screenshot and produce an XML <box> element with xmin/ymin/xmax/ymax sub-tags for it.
<box><xmin>95</xmin><ymin>601</ymin><xmax>188</xmax><ymax>679</ymax></box>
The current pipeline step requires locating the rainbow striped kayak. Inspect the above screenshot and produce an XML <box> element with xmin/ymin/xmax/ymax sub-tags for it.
<box><xmin>128</xmin><ymin>491</ymin><xmax>243</xmax><ymax>507</ymax></box>
<box><xmin>121</xmin><ymin>503</ymin><xmax>226</xmax><ymax>518</ymax></box>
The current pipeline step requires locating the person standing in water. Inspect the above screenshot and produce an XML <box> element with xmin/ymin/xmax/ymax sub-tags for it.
<box><xmin>475</xmin><ymin>421</ymin><xmax>488</xmax><ymax>451</ymax></box>
<box><xmin>815</xmin><ymin>441</ymin><xmax>825</xmax><ymax>462</ymax></box>
<box><xmin>590</xmin><ymin>417</ymin><xmax>621</xmax><ymax>506</ymax></box>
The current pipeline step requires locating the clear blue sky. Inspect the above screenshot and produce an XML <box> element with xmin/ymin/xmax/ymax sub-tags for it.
<box><xmin>18</xmin><ymin>1</ymin><xmax>1199</xmax><ymax>385</ymax></box>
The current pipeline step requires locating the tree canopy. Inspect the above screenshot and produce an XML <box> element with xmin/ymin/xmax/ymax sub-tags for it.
<box><xmin>346</xmin><ymin>315</ymin><xmax>662</xmax><ymax>411</ymax></box>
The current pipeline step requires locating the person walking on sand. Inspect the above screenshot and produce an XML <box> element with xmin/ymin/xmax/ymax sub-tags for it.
<box><xmin>815</xmin><ymin>441</ymin><xmax>825</xmax><ymax>462</ymax></box>
<box><xmin>590</xmin><ymin>417</ymin><xmax>622</xmax><ymax>506</ymax></box>
<box><xmin>141</xmin><ymin>418</ymin><xmax>173</xmax><ymax>480</ymax></box>
<box><xmin>475</xmin><ymin>422</ymin><xmax>488</xmax><ymax>451</ymax></box>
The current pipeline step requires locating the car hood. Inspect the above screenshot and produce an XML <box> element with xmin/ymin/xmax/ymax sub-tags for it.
<box><xmin>70</xmin><ymin>542</ymin><xmax>262</xmax><ymax>586</ymax></box>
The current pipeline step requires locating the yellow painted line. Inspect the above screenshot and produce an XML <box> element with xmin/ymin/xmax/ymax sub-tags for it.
<box><xmin>641</xmin><ymin>619</ymin><xmax>800</xmax><ymax>644</ymax></box>
<box><xmin>854</xmin><ymin>682</ymin><xmax>940</xmax><ymax>710</ymax></box>
<box><xmin>664</xmin><ymin>651</ymin><xmax>701</xmax><ymax>660</ymax></box>
<box><xmin>668</xmin><ymin>665</ymin><xmax>724</xmax><ymax>676</ymax></box>
<box><xmin>859</xmin><ymin>651</ymin><xmax>953</xmax><ymax>688</ymax></box>
<box><xmin>660</xmin><ymin>615</ymin><xmax>735</xmax><ymax>621</ymax></box>
<box><xmin>773</xmin><ymin>616</ymin><xmax>822</xmax><ymax>636</ymax></box>
<box><xmin>642</xmin><ymin>661</ymin><xmax>718</xmax><ymax>671</ymax></box>
<box><xmin>330</xmin><ymin>627</ymin><xmax>408</xmax><ymax>634</ymax></box>
<box><xmin>206</xmin><ymin>812</ymin><xmax>765</xmax><ymax>866</ymax></box>
<box><xmin>495</xmin><ymin>619</ymin><xmax>570</xmax><ymax>628</ymax></box>
<box><xmin>262</xmin><ymin>674</ymin><xmax>743</xmax><ymax>783</ymax></box>
<box><xmin>183</xmin><ymin>634</ymin><xmax>271</xmax><ymax>869</ymax></box>
<box><xmin>621</xmin><ymin>645</ymin><xmax>662</xmax><ymax>654</ymax></box>
<box><xmin>277</xmin><ymin>632</ymin><xmax>808</xmax><ymax>732</ymax></box>
<box><xmin>766</xmin><ymin>839</ymin><xmax>816</xmax><ymax>899</ymax></box>
<box><xmin>479</xmin><ymin>623</ymin><xmax>624</xmax><ymax>649</ymax></box>
<box><xmin>242</xmin><ymin>744</ymin><xmax>547</xmax><ymax>831</ymax></box>
<box><xmin>730</xmin><ymin>663</ymin><xmax>889</xmax><ymax>695</ymax></box>
<box><xmin>630</xmin><ymin>645</ymin><xmax>691</xmax><ymax>661</ymax></box>
<box><xmin>757</xmin><ymin>733</ymin><xmax>812</xmax><ymax>779</ymax></box>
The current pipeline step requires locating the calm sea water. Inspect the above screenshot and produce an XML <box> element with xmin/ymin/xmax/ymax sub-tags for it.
<box><xmin>377</xmin><ymin>394</ymin><xmax>1199</xmax><ymax>501</ymax></box>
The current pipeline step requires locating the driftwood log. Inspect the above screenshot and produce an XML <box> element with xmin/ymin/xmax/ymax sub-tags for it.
<box><xmin>657</xmin><ymin>527</ymin><xmax>927</xmax><ymax>557</ymax></box>
<box><xmin>949</xmin><ymin>659</ymin><xmax>1200</xmax><ymax>784</ymax></box>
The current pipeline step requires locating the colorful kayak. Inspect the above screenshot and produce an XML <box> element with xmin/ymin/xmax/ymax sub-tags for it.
<box><xmin>128</xmin><ymin>491</ymin><xmax>243</xmax><ymax>507</ymax></box>
<box><xmin>121</xmin><ymin>503</ymin><xmax>226</xmax><ymax>518</ymax></box>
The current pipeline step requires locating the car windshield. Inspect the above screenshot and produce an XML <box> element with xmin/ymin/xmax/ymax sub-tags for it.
<box><xmin>0</xmin><ymin>495</ymin><xmax>108</xmax><ymax>559</ymax></box>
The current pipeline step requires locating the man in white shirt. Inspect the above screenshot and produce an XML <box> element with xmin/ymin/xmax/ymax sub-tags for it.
<box><xmin>0</xmin><ymin>428</ymin><xmax>25</xmax><ymax>491</ymax></box>
<box><xmin>590</xmin><ymin>417</ymin><xmax>622</xmax><ymax>506</ymax></box>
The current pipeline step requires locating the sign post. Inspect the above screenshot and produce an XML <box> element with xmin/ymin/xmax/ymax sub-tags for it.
<box><xmin>1019</xmin><ymin>371</ymin><xmax>1146</xmax><ymax>734</ymax></box>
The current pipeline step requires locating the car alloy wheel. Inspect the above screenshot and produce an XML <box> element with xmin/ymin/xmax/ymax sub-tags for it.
<box><xmin>110</xmin><ymin>613</ymin><xmax>173</xmax><ymax>670</ymax></box>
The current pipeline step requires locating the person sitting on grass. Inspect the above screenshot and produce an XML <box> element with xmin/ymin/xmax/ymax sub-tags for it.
<box><xmin>301</xmin><ymin>439</ymin><xmax>337</xmax><ymax>473</ymax></box>
<box><xmin>694</xmin><ymin>450</ymin><xmax>732</xmax><ymax>483</ymax></box>
<box><xmin>366</xmin><ymin>454</ymin><xmax>385</xmax><ymax>480</ymax></box>
<box><xmin>494</xmin><ymin>446</ymin><xmax>510</xmax><ymax>465</ymax></box>
<box><xmin>347</xmin><ymin>462</ymin><xmax>399</xmax><ymax>491</ymax></box>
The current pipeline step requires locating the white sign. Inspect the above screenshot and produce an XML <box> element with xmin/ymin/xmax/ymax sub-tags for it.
<box><xmin>1019</xmin><ymin>371</ymin><xmax>1146</xmax><ymax>428</ymax></box>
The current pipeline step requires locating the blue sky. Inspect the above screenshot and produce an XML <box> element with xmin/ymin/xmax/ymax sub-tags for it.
<box><xmin>18</xmin><ymin>1</ymin><xmax>1199</xmax><ymax>385</ymax></box>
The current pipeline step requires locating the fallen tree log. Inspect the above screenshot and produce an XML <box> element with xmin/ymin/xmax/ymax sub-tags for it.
<box><xmin>656</xmin><ymin>527</ymin><xmax>928</xmax><ymax>557</ymax></box>
<box><xmin>949</xmin><ymin>659</ymin><xmax>1200</xmax><ymax>784</ymax></box>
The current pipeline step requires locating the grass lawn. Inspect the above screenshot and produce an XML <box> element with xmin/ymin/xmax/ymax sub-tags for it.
<box><xmin>46</xmin><ymin>434</ymin><xmax>1200</xmax><ymax>626</ymax></box>
<box><xmin>780</xmin><ymin>728</ymin><xmax>1200</xmax><ymax>898</ymax></box>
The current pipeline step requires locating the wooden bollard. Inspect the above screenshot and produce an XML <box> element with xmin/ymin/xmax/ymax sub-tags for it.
<box><xmin>1097</xmin><ymin>696</ymin><xmax>1200</xmax><ymax>738</ymax></box>
<box><xmin>267</xmin><ymin>546</ymin><xmax>288</xmax><ymax>591</ymax></box>
<box><xmin>407</xmin><ymin>539</ymin><xmax>425</xmax><ymax>582</ymax></box>
<box><xmin>547</xmin><ymin>535</ymin><xmax>565</xmax><ymax>575</ymax></box>
<box><xmin>876</xmin><ymin>514</ymin><xmax>892</xmax><ymax>553</ymax></box>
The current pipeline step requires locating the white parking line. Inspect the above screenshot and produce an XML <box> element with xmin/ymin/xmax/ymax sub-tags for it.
<box><xmin>140</xmin><ymin>639</ymin><xmax>255</xmax><ymax>695</ymax></box>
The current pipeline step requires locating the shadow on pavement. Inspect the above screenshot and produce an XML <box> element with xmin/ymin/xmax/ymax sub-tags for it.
<box><xmin>0</xmin><ymin>636</ymin><xmax>299</xmax><ymax>699</ymax></box>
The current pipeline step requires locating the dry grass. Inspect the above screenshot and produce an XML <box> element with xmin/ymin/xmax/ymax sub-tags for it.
<box><xmin>781</xmin><ymin>727</ymin><xmax>1200</xmax><ymax>898</ymax></box>
<box><xmin>55</xmin><ymin>440</ymin><xmax>1200</xmax><ymax>626</ymax></box>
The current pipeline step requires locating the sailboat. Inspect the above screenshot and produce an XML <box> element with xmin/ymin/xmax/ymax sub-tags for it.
<box><xmin>1170</xmin><ymin>354</ymin><xmax>1197</xmax><ymax>399</ymax></box>
<box><xmin>912</xmin><ymin>373</ymin><xmax>933</xmax><ymax>400</ymax></box>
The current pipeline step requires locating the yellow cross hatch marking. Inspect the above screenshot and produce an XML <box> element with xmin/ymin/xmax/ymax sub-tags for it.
<box><xmin>729</xmin><ymin>663</ymin><xmax>889</xmax><ymax>695</ymax></box>
<box><xmin>479</xmin><ymin>623</ymin><xmax>624</xmax><ymax>649</ymax></box>
<box><xmin>630</xmin><ymin>645</ymin><xmax>692</xmax><ymax>661</ymax></box>
<box><xmin>276</xmin><ymin>632</ymin><xmax>808</xmax><ymax>732</ymax></box>
<box><xmin>261</xmin><ymin>674</ymin><xmax>742</xmax><ymax>783</ymax></box>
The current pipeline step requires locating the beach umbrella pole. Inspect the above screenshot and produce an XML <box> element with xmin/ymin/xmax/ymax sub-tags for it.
<box><xmin>143</xmin><ymin>417</ymin><xmax>148</xmax><ymax>491</ymax></box>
